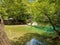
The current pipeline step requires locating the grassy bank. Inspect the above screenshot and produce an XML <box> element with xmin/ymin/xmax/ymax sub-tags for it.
<box><xmin>5</xmin><ymin>25</ymin><xmax>46</xmax><ymax>39</ymax></box>
<box><xmin>4</xmin><ymin>25</ymin><xmax>60</xmax><ymax>45</ymax></box>
<box><xmin>5</xmin><ymin>25</ymin><xmax>56</xmax><ymax>39</ymax></box>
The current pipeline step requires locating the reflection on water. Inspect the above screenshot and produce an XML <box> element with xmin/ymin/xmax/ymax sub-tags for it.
<box><xmin>26</xmin><ymin>38</ymin><xmax>46</xmax><ymax>45</ymax></box>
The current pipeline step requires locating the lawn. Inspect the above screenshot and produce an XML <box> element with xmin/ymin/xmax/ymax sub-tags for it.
<box><xmin>5</xmin><ymin>25</ymin><xmax>45</xmax><ymax>39</ymax></box>
<box><xmin>4</xmin><ymin>25</ymin><xmax>60</xmax><ymax>45</ymax></box>
<box><xmin>5</xmin><ymin>25</ymin><xmax>55</xmax><ymax>39</ymax></box>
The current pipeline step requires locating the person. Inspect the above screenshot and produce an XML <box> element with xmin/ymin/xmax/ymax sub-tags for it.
<box><xmin>26</xmin><ymin>38</ymin><xmax>45</xmax><ymax>45</ymax></box>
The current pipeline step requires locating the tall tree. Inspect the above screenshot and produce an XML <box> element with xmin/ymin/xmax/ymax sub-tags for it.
<box><xmin>0</xmin><ymin>16</ymin><xmax>11</xmax><ymax>45</ymax></box>
<box><xmin>28</xmin><ymin>0</ymin><xmax>60</xmax><ymax>35</ymax></box>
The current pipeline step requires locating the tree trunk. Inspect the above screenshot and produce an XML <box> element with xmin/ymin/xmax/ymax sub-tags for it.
<box><xmin>44</xmin><ymin>14</ymin><xmax>60</xmax><ymax>35</ymax></box>
<box><xmin>44</xmin><ymin>14</ymin><xmax>56</xmax><ymax>30</ymax></box>
<box><xmin>0</xmin><ymin>16</ymin><xmax>11</xmax><ymax>45</ymax></box>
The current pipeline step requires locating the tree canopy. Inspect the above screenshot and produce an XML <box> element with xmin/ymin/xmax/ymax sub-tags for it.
<box><xmin>0</xmin><ymin>0</ymin><xmax>60</xmax><ymax>25</ymax></box>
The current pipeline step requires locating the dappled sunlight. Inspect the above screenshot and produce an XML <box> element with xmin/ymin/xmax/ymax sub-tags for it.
<box><xmin>0</xmin><ymin>0</ymin><xmax>60</xmax><ymax>45</ymax></box>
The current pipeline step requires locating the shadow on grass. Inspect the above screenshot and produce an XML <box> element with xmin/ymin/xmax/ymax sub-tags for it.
<box><xmin>10</xmin><ymin>33</ymin><xmax>59</xmax><ymax>45</ymax></box>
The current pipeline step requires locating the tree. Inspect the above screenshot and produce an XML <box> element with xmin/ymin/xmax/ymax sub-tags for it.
<box><xmin>0</xmin><ymin>0</ymin><xmax>31</xmax><ymax>24</ymax></box>
<box><xmin>55</xmin><ymin>0</ymin><xmax>60</xmax><ymax>26</ymax></box>
<box><xmin>0</xmin><ymin>16</ymin><xmax>11</xmax><ymax>45</ymax></box>
<box><xmin>40</xmin><ymin>0</ymin><xmax>60</xmax><ymax>35</ymax></box>
<box><xmin>28</xmin><ymin>0</ymin><xmax>60</xmax><ymax>35</ymax></box>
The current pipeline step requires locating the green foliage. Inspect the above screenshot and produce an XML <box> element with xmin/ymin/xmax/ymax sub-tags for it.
<box><xmin>0</xmin><ymin>0</ymin><xmax>60</xmax><ymax>25</ymax></box>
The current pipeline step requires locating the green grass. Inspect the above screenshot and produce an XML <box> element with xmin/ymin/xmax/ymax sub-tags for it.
<box><xmin>5</xmin><ymin>25</ymin><xmax>59</xmax><ymax>45</ymax></box>
<box><xmin>5</xmin><ymin>25</ymin><xmax>46</xmax><ymax>39</ymax></box>
<box><xmin>5</xmin><ymin>25</ymin><xmax>57</xmax><ymax>40</ymax></box>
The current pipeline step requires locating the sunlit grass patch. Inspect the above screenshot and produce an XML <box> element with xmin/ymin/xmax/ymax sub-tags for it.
<box><xmin>4</xmin><ymin>25</ymin><xmax>59</xmax><ymax>45</ymax></box>
<box><xmin>5</xmin><ymin>25</ymin><xmax>46</xmax><ymax>39</ymax></box>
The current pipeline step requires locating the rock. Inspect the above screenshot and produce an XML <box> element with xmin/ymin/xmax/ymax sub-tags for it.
<box><xmin>28</xmin><ymin>22</ymin><xmax>38</xmax><ymax>26</ymax></box>
<box><xmin>32</xmin><ymin>22</ymin><xmax>38</xmax><ymax>26</ymax></box>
